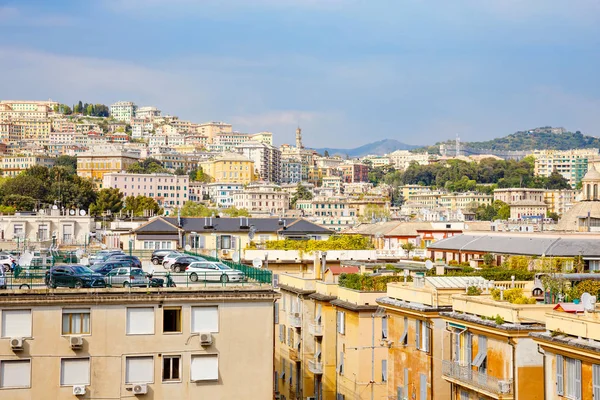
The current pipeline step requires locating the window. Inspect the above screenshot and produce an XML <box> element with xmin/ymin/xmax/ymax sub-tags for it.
<box><xmin>472</xmin><ymin>335</ymin><xmax>487</xmax><ymax>370</ymax></box>
<box><xmin>126</xmin><ymin>307</ymin><xmax>154</xmax><ymax>335</ymax></box>
<box><xmin>274</xmin><ymin>303</ymin><xmax>279</xmax><ymax>324</ymax></box>
<box><xmin>0</xmin><ymin>360</ymin><xmax>31</xmax><ymax>388</ymax></box>
<box><xmin>191</xmin><ymin>355</ymin><xmax>218</xmax><ymax>381</ymax></box>
<box><xmin>382</xmin><ymin>316</ymin><xmax>388</xmax><ymax>339</ymax></box>
<box><xmin>593</xmin><ymin>364</ymin><xmax>600</xmax><ymax>400</ymax></box>
<box><xmin>565</xmin><ymin>357</ymin><xmax>581</xmax><ymax>399</ymax></box>
<box><xmin>420</xmin><ymin>373</ymin><xmax>427</xmax><ymax>400</ymax></box>
<box><xmin>382</xmin><ymin>359</ymin><xmax>387</xmax><ymax>382</ymax></box>
<box><xmin>60</xmin><ymin>358</ymin><xmax>90</xmax><ymax>386</ymax></box>
<box><xmin>338</xmin><ymin>352</ymin><xmax>344</xmax><ymax>375</ymax></box>
<box><xmin>400</xmin><ymin>317</ymin><xmax>408</xmax><ymax>346</ymax></box>
<box><xmin>191</xmin><ymin>306</ymin><xmax>218</xmax><ymax>333</ymax></box>
<box><xmin>163</xmin><ymin>307</ymin><xmax>182</xmax><ymax>333</ymax></box>
<box><xmin>126</xmin><ymin>356</ymin><xmax>154</xmax><ymax>384</ymax></box>
<box><xmin>62</xmin><ymin>309</ymin><xmax>90</xmax><ymax>335</ymax></box>
<box><xmin>220</xmin><ymin>235</ymin><xmax>232</xmax><ymax>249</ymax></box>
<box><xmin>416</xmin><ymin>320</ymin><xmax>430</xmax><ymax>353</ymax></box>
<box><xmin>460</xmin><ymin>390</ymin><xmax>469</xmax><ymax>400</ymax></box>
<box><xmin>337</xmin><ymin>311</ymin><xmax>345</xmax><ymax>334</ymax></box>
<box><xmin>1</xmin><ymin>309</ymin><xmax>32</xmax><ymax>337</ymax></box>
<box><xmin>162</xmin><ymin>355</ymin><xmax>181</xmax><ymax>382</ymax></box>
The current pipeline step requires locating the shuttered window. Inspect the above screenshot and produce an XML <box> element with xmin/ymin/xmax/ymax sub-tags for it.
<box><xmin>593</xmin><ymin>364</ymin><xmax>600</xmax><ymax>400</ymax></box>
<box><xmin>420</xmin><ymin>373</ymin><xmax>427</xmax><ymax>400</ymax></box>
<box><xmin>0</xmin><ymin>360</ymin><xmax>31</xmax><ymax>388</ymax></box>
<box><xmin>400</xmin><ymin>317</ymin><xmax>408</xmax><ymax>346</ymax></box>
<box><xmin>337</xmin><ymin>311</ymin><xmax>345</xmax><ymax>334</ymax></box>
<box><xmin>382</xmin><ymin>317</ymin><xmax>388</xmax><ymax>339</ymax></box>
<box><xmin>415</xmin><ymin>320</ymin><xmax>421</xmax><ymax>350</ymax></box>
<box><xmin>191</xmin><ymin>306</ymin><xmax>218</xmax><ymax>333</ymax></box>
<box><xmin>1</xmin><ymin>309</ymin><xmax>32</xmax><ymax>338</ymax></box>
<box><xmin>557</xmin><ymin>354</ymin><xmax>564</xmax><ymax>395</ymax></box>
<box><xmin>382</xmin><ymin>360</ymin><xmax>387</xmax><ymax>382</ymax></box>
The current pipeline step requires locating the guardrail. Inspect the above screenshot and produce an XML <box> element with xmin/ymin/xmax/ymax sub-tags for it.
<box><xmin>441</xmin><ymin>360</ymin><xmax>512</xmax><ymax>396</ymax></box>
<box><xmin>184</xmin><ymin>251</ymin><xmax>272</xmax><ymax>284</ymax></box>
<box><xmin>308</xmin><ymin>359</ymin><xmax>323</xmax><ymax>374</ymax></box>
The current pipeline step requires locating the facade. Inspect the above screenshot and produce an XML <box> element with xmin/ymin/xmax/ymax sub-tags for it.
<box><xmin>196</xmin><ymin>121</ymin><xmax>232</xmax><ymax>141</ymax></box>
<box><xmin>109</xmin><ymin>101</ymin><xmax>137</xmax><ymax>122</ymax></box>
<box><xmin>543</xmin><ymin>189</ymin><xmax>576</xmax><ymax>216</ymax></box>
<box><xmin>199</xmin><ymin>152</ymin><xmax>255</xmax><ymax>184</ymax></box>
<box><xmin>533</xmin><ymin>148</ymin><xmax>598</xmax><ymax>188</ymax></box>
<box><xmin>0</xmin><ymin>286</ymin><xmax>277</xmax><ymax>400</ymax></box>
<box><xmin>206</xmin><ymin>182</ymin><xmax>244</xmax><ymax>208</ymax></box>
<box><xmin>236</xmin><ymin>141</ymin><xmax>282</xmax><ymax>184</ymax></box>
<box><xmin>0</xmin><ymin>155</ymin><xmax>55</xmax><ymax>176</ymax></box>
<box><xmin>0</xmin><ymin>208</ymin><xmax>95</xmax><ymax>246</ymax></box>
<box><xmin>232</xmin><ymin>183</ymin><xmax>289</xmax><ymax>215</ymax></box>
<box><xmin>339</xmin><ymin>162</ymin><xmax>369</xmax><ymax>183</ymax></box>
<box><xmin>282</xmin><ymin>158</ymin><xmax>302</xmax><ymax>184</ymax></box>
<box><xmin>103</xmin><ymin>172</ymin><xmax>189</xmax><ymax>208</ymax></box>
<box><xmin>135</xmin><ymin>106</ymin><xmax>161</xmax><ymax>119</ymax></box>
<box><xmin>494</xmin><ymin>188</ymin><xmax>548</xmax><ymax>220</ymax></box>
<box><xmin>77</xmin><ymin>148</ymin><xmax>140</xmax><ymax>182</ymax></box>
<box><xmin>388</xmin><ymin>150</ymin><xmax>430</xmax><ymax>170</ymax></box>
<box><xmin>440</xmin><ymin>192</ymin><xmax>493</xmax><ymax>212</ymax></box>
<box><xmin>296</xmin><ymin>196</ymin><xmax>358</xmax><ymax>232</ymax></box>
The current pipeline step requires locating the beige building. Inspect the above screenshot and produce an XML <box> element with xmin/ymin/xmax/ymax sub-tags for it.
<box><xmin>440</xmin><ymin>192</ymin><xmax>493</xmax><ymax>212</ymax></box>
<box><xmin>77</xmin><ymin>147</ymin><xmax>140</xmax><ymax>183</ymax></box>
<box><xmin>494</xmin><ymin>188</ymin><xmax>548</xmax><ymax>220</ymax></box>
<box><xmin>103</xmin><ymin>172</ymin><xmax>189</xmax><ymax>208</ymax></box>
<box><xmin>388</xmin><ymin>150</ymin><xmax>430</xmax><ymax>170</ymax></box>
<box><xmin>0</xmin><ymin>285</ymin><xmax>277</xmax><ymax>400</ymax></box>
<box><xmin>0</xmin><ymin>154</ymin><xmax>55</xmax><ymax>176</ymax></box>
<box><xmin>232</xmin><ymin>183</ymin><xmax>289</xmax><ymax>215</ymax></box>
<box><xmin>543</xmin><ymin>189</ymin><xmax>576</xmax><ymax>216</ymax></box>
<box><xmin>533</xmin><ymin>148</ymin><xmax>597</xmax><ymax>188</ymax></box>
<box><xmin>196</xmin><ymin>121</ymin><xmax>232</xmax><ymax>141</ymax></box>
<box><xmin>109</xmin><ymin>101</ymin><xmax>137</xmax><ymax>122</ymax></box>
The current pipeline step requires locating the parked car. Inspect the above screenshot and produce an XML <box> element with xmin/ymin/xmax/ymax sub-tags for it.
<box><xmin>45</xmin><ymin>265</ymin><xmax>107</xmax><ymax>289</ymax></box>
<box><xmin>89</xmin><ymin>250</ymin><xmax>124</xmax><ymax>265</ymax></box>
<box><xmin>151</xmin><ymin>249</ymin><xmax>174</xmax><ymax>265</ymax></box>
<box><xmin>90</xmin><ymin>261</ymin><xmax>133</xmax><ymax>275</ymax></box>
<box><xmin>185</xmin><ymin>261</ymin><xmax>245</xmax><ymax>283</ymax></box>
<box><xmin>0</xmin><ymin>254</ymin><xmax>15</xmax><ymax>272</ymax></box>
<box><xmin>105</xmin><ymin>254</ymin><xmax>142</xmax><ymax>269</ymax></box>
<box><xmin>162</xmin><ymin>252</ymin><xmax>183</xmax><ymax>269</ymax></box>
<box><xmin>170</xmin><ymin>256</ymin><xmax>206</xmax><ymax>273</ymax></box>
<box><xmin>104</xmin><ymin>267</ymin><xmax>164</xmax><ymax>288</ymax></box>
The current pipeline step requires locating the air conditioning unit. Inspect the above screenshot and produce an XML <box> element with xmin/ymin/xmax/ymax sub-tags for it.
<box><xmin>499</xmin><ymin>380</ymin><xmax>511</xmax><ymax>394</ymax></box>
<box><xmin>10</xmin><ymin>337</ymin><xmax>23</xmax><ymax>351</ymax></box>
<box><xmin>73</xmin><ymin>385</ymin><xmax>86</xmax><ymax>396</ymax></box>
<box><xmin>222</xmin><ymin>249</ymin><xmax>229</xmax><ymax>255</ymax></box>
<box><xmin>307</xmin><ymin>397</ymin><xmax>316</xmax><ymax>400</ymax></box>
<box><xmin>70</xmin><ymin>336</ymin><xmax>84</xmax><ymax>349</ymax></box>
<box><xmin>200</xmin><ymin>332</ymin><xmax>213</xmax><ymax>346</ymax></box>
<box><xmin>133</xmin><ymin>384</ymin><xmax>148</xmax><ymax>395</ymax></box>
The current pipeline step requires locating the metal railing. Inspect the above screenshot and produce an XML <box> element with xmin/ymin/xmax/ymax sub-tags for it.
<box><xmin>441</xmin><ymin>360</ymin><xmax>512</xmax><ymax>396</ymax></box>
<box><xmin>308</xmin><ymin>323</ymin><xmax>323</xmax><ymax>336</ymax></box>
<box><xmin>288</xmin><ymin>313</ymin><xmax>302</xmax><ymax>328</ymax></box>
<box><xmin>184</xmin><ymin>251</ymin><xmax>272</xmax><ymax>284</ymax></box>
<box><xmin>308</xmin><ymin>359</ymin><xmax>323</xmax><ymax>374</ymax></box>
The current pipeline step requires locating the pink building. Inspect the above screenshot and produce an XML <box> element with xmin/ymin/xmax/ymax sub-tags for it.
<box><xmin>102</xmin><ymin>172</ymin><xmax>189</xmax><ymax>208</ymax></box>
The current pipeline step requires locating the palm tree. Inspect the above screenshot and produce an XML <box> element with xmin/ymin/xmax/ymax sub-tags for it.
<box><xmin>401</xmin><ymin>242</ymin><xmax>416</xmax><ymax>259</ymax></box>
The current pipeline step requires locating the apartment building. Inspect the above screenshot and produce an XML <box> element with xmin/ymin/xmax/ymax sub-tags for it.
<box><xmin>531</xmin><ymin>304</ymin><xmax>600</xmax><ymax>400</ymax></box>
<box><xmin>388</xmin><ymin>150</ymin><xmax>430</xmax><ymax>170</ymax></box>
<box><xmin>135</xmin><ymin>106</ymin><xmax>161</xmax><ymax>119</ymax></box>
<box><xmin>199</xmin><ymin>152</ymin><xmax>255</xmax><ymax>184</ymax></box>
<box><xmin>103</xmin><ymin>172</ymin><xmax>189</xmax><ymax>208</ymax></box>
<box><xmin>440</xmin><ymin>192</ymin><xmax>493</xmax><ymax>211</ymax></box>
<box><xmin>296</xmin><ymin>196</ymin><xmax>358</xmax><ymax>231</ymax></box>
<box><xmin>543</xmin><ymin>189</ymin><xmax>576</xmax><ymax>216</ymax></box>
<box><xmin>533</xmin><ymin>149</ymin><xmax>598</xmax><ymax>188</ymax></box>
<box><xmin>282</xmin><ymin>158</ymin><xmax>302</xmax><ymax>184</ymax></box>
<box><xmin>0</xmin><ymin>102</ymin><xmax>52</xmax><ymax>120</ymax></box>
<box><xmin>236</xmin><ymin>141</ymin><xmax>282</xmax><ymax>184</ymax></box>
<box><xmin>0</xmin><ymin>154</ymin><xmax>55</xmax><ymax>176</ymax></box>
<box><xmin>322</xmin><ymin>176</ymin><xmax>343</xmax><ymax>195</ymax></box>
<box><xmin>77</xmin><ymin>148</ymin><xmax>140</xmax><ymax>182</ymax></box>
<box><xmin>233</xmin><ymin>183</ymin><xmax>289</xmax><ymax>215</ymax></box>
<box><xmin>196</xmin><ymin>121</ymin><xmax>232</xmax><ymax>141</ymax></box>
<box><xmin>109</xmin><ymin>101</ymin><xmax>137</xmax><ymax>122</ymax></box>
<box><xmin>51</xmin><ymin>118</ymin><xmax>76</xmax><ymax>133</ymax></box>
<box><xmin>0</xmin><ymin>99</ymin><xmax>59</xmax><ymax>112</ymax></box>
<box><xmin>0</xmin><ymin>286</ymin><xmax>277</xmax><ymax>400</ymax></box>
<box><xmin>362</xmin><ymin>155</ymin><xmax>391</xmax><ymax>168</ymax></box>
<box><xmin>494</xmin><ymin>188</ymin><xmax>548</xmax><ymax>220</ymax></box>
<box><xmin>206</xmin><ymin>182</ymin><xmax>244</xmax><ymax>208</ymax></box>
<box><xmin>339</xmin><ymin>162</ymin><xmax>369</xmax><ymax>183</ymax></box>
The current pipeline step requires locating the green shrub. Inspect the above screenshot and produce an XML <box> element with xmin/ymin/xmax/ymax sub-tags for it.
<box><xmin>448</xmin><ymin>260</ymin><xmax>459</xmax><ymax>266</ymax></box>
<box><xmin>494</xmin><ymin>315</ymin><xmax>505</xmax><ymax>325</ymax></box>
<box><xmin>467</xmin><ymin>286</ymin><xmax>482</xmax><ymax>296</ymax></box>
<box><xmin>338</xmin><ymin>273</ymin><xmax>407</xmax><ymax>291</ymax></box>
<box><xmin>265</xmin><ymin>235</ymin><xmax>373</xmax><ymax>252</ymax></box>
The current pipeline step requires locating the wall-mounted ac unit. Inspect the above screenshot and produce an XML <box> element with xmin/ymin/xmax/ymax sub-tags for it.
<box><xmin>133</xmin><ymin>384</ymin><xmax>148</xmax><ymax>395</ymax></box>
<box><xmin>70</xmin><ymin>336</ymin><xmax>84</xmax><ymax>349</ymax></box>
<box><xmin>200</xmin><ymin>332</ymin><xmax>213</xmax><ymax>346</ymax></box>
<box><xmin>498</xmin><ymin>381</ymin><xmax>511</xmax><ymax>394</ymax></box>
<box><xmin>10</xmin><ymin>337</ymin><xmax>23</xmax><ymax>351</ymax></box>
<box><xmin>72</xmin><ymin>385</ymin><xmax>86</xmax><ymax>396</ymax></box>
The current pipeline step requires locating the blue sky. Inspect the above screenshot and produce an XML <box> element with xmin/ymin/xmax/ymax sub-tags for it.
<box><xmin>1</xmin><ymin>0</ymin><xmax>599</xmax><ymax>147</ymax></box>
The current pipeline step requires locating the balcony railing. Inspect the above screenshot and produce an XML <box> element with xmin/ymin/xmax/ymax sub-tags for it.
<box><xmin>308</xmin><ymin>323</ymin><xmax>323</xmax><ymax>336</ymax></box>
<box><xmin>442</xmin><ymin>360</ymin><xmax>513</xmax><ymax>397</ymax></box>
<box><xmin>288</xmin><ymin>313</ymin><xmax>302</xmax><ymax>328</ymax></box>
<box><xmin>308</xmin><ymin>358</ymin><xmax>323</xmax><ymax>374</ymax></box>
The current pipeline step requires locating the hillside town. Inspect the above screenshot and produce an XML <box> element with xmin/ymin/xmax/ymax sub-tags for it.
<box><xmin>0</xmin><ymin>98</ymin><xmax>599</xmax><ymax>399</ymax></box>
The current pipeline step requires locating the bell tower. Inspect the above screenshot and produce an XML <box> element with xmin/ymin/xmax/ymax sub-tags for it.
<box><xmin>296</xmin><ymin>126</ymin><xmax>303</xmax><ymax>149</ymax></box>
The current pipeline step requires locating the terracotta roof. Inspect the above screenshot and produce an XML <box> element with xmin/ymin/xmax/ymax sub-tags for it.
<box><xmin>325</xmin><ymin>266</ymin><xmax>360</xmax><ymax>275</ymax></box>
<box><xmin>553</xmin><ymin>303</ymin><xmax>585</xmax><ymax>313</ymax></box>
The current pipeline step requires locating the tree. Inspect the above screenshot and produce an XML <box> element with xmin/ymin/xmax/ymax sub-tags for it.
<box><xmin>2</xmin><ymin>194</ymin><xmax>36</xmax><ymax>211</ymax></box>
<box><xmin>90</xmin><ymin>188</ymin><xmax>124</xmax><ymax>216</ymax></box>
<box><xmin>222</xmin><ymin>206</ymin><xmax>250</xmax><ymax>217</ymax></box>
<box><xmin>174</xmin><ymin>167</ymin><xmax>186</xmax><ymax>175</ymax></box>
<box><xmin>124</xmin><ymin>195</ymin><xmax>162</xmax><ymax>217</ymax></box>
<box><xmin>54</xmin><ymin>155</ymin><xmax>77</xmax><ymax>173</ymax></box>
<box><xmin>324</xmin><ymin>150</ymin><xmax>330</xmax><ymax>157</ymax></box>
<box><xmin>291</xmin><ymin>183</ymin><xmax>313</xmax><ymax>208</ymax></box>
<box><xmin>547</xmin><ymin>211</ymin><xmax>560</xmax><ymax>222</ymax></box>
<box><xmin>180</xmin><ymin>201</ymin><xmax>214</xmax><ymax>217</ymax></box>
<box><xmin>126</xmin><ymin>158</ymin><xmax>168</xmax><ymax>174</ymax></box>
<box><xmin>0</xmin><ymin>174</ymin><xmax>47</xmax><ymax>203</ymax></box>
<box><xmin>401</xmin><ymin>242</ymin><xmax>416</xmax><ymax>259</ymax></box>
<box><xmin>360</xmin><ymin>204</ymin><xmax>390</xmax><ymax>222</ymax></box>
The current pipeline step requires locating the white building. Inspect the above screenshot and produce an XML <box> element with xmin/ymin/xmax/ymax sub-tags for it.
<box><xmin>233</xmin><ymin>183</ymin><xmax>289</xmax><ymax>216</ymax></box>
<box><xmin>206</xmin><ymin>183</ymin><xmax>244</xmax><ymax>208</ymax></box>
<box><xmin>109</xmin><ymin>101</ymin><xmax>137</xmax><ymax>122</ymax></box>
<box><xmin>281</xmin><ymin>158</ymin><xmax>302</xmax><ymax>184</ymax></box>
<box><xmin>103</xmin><ymin>172</ymin><xmax>189</xmax><ymax>209</ymax></box>
<box><xmin>236</xmin><ymin>141</ymin><xmax>282</xmax><ymax>184</ymax></box>
<box><xmin>387</xmin><ymin>150</ymin><xmax>430</xmax><ymax>170</ymax></box>
<box><xmin>135</xmin><ymin>106</ymin><xmax>161</xmax><ymax>119</ymax></box>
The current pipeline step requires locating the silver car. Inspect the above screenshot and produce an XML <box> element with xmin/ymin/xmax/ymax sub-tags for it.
<box><xmin>185</xmin><ymin>261</ymin><xmax>245</xmax><ymax>283</ymax></box>
<box><xmin>162</xmin><ymin>252</ymin><xmax>183</xmax><ymax>269</ymax></box>
<box><xmin>104</xmin><ymin>267</ymin><xmax>149</xmax><ymax>287</ymax></box>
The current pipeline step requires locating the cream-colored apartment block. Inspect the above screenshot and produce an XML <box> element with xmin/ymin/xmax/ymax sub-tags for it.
<box><xmin>0</xmin><ymin>286</ymin><xmax>277</xmax><ymax>400</ymax></box>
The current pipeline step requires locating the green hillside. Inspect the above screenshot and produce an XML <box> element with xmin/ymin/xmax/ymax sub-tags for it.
<box><xmin>463</xmin><ymin>129</ymin><xmax>600</xmax><ymax>151</ymax></box>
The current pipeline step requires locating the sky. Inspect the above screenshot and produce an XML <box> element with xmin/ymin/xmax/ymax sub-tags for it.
<box><xmin>0</xmin><ymin>0</ymin><xmax>599</xmax><ymax>148</ymax></box>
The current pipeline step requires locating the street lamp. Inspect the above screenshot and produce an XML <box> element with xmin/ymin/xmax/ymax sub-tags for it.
<box><xmin>128</xmin><ymin>238</ymin><xmax>134</xmax><ymax>257</ymax></box>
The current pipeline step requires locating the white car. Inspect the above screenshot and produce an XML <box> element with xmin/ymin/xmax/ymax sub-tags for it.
<box><xmin>162</xmin><ymin>252</ymin><xmax>183</xmax><ymax>269</ymax></box>
<box><xmin>0</xmin><ymin>254</ymin><xmax>15</xmax><ymax>272</ymax></box>
<box><xmin>185</xmin><ymin>261</ymin><xmax>246</xmax><ymax>283</ymax></box>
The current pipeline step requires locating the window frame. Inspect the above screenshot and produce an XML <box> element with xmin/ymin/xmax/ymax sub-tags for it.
<box><xmin>61</xmin><ymin>309</ymin><xmax>91</xmax><ymax>336</ymax></box>
<box><xmin>126</xmin><ymin>307</ymin><xmax>155</xmax><ymax>336</ymax></box>
<box><xmin>1</xmin><ymin>309</ymin><xmax>32</xmax><ymax>338</ymax></box>
<box><xmin>162</xmin><ymin>355</ymin><xmax>182</xmax><ymax>383</ymax></box>
<box><xmin>60</xmin><ymin>357</ymin><xmax>91</xmax><ymax>386</ymax></box>
<box><xmin>0</xmin><ymin>359</ymin><xmax>31</xmax><ymax>389</ymax></box>
<box><xmin>125</xmin><ymin>356</ymin><xmax>155</xmax><ymax>384</ymax></box>
<box><xmin>163</xmin><ymin>307</ymin><xmax>182</xmax><ymax>334</ymax></box>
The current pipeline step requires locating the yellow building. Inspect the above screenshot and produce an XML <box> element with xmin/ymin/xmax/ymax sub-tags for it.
<box><xmin>77</xmin><ymin>148</ymin><xmax>139</xmax><ymax>182</ymax></box>
<box><xmin>531</xmin><ymin>304</ymin><xmax>600</xmax><ymax>400</ymax></box>
<box><xmin>199</xmin><ymin>152</ymin><xmax>255</xmax><ymax>184</ymax></box>
<box><xmin>0</xmin><ymin>154</ymin><xmax>55</xmax><ymax>176</ymax></box>
<box><xmin>0</xmin><ymin>286</ymin><xmax>278</xmax><ymax>399</ymax></box>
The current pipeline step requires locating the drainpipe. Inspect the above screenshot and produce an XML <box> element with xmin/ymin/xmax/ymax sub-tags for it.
<box><xmin>508</xmin><ymin>338</ymin><xmax>517</xmax><ymax>399</ymax></box>
<box><xmin>537</xmin><ymin>345</ymin><xmax>546</xmax><ymax>399</ymax></box>
<box><xmin>371</xmin><ymin>312</ymin><xmax>375</xmax><ymax>400</ymax></box>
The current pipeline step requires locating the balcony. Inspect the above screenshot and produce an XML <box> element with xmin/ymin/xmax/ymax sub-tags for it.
<box><xmin>308</xmin><ymin>358</ymin><xmax>323</xmax><ymax>374</ymax></box>
<box><xmin>288</xmin><ymin>313</ymin><xmax>302</xmax><ymax>328</ymax></box>
<box><xmin>308</xmin><ymin>323</ymin><xmax>323</xmax><ymax>337</ymax></box>
<box><xmin>442</xmin><ymin>360</ymin><xmax>513</xmax><ymax>399</ymax></box>
<box><xmin>288</xmin><ymin>348</ymin><xmax>299</xmax><ymax>362</ymax></box>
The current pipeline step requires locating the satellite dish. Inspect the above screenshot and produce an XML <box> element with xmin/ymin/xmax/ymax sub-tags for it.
<box><xmin>79</xmin><ymin>210</ymin><xmax>86</xmax><ymax>216</ymax></box>
<box><xmin>185</xmin><ymin>244</ymin><xmax>191</xmax><ymax>252</ymax></box>
<box><xmin>253</xmin><ymin>258</ymin><xmax>263</xmax><ymax>269</ymax></box>
<box><xmin>425</xmin><ymin>260</ymin><xmax>434</xmax><ymax>270</ymax></box>
<box><xmin>75</xmin><ymin>249</ymin><xmax>84</xmax><ymax>259</ymax></box>
<box><xmin>39</xmin><ymin>209</ymin><xmax>45</xmax><ymax>215</ymax></box>
<box><xmin>69</xmin><ymin>209</ymin><xmax>75</xmax><ymax>216</ymax></box>
<box><xmin>581</xmin><ymin>292</ymin><xmax>596</xmax><ymax>312</ymax></box>
<box><xmin>248</xmin><ymin>225</ymin><xmax>256</xmax><ymax>240</ymax></box>
<box><xmin>52</xmin><ymin>205</ymin><xmax>58</xmax><ymax>210</ymax></box>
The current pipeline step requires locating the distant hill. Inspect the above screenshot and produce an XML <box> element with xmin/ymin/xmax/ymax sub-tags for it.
<box><xmin>312</xmin><ymin>139</ymin><xmax>419</xmax><ymax>157</ymax></box>
<box><xmin>460</xmin><ymin>128</ymin><xmax>600</xmax><ymax>151</ymax></box>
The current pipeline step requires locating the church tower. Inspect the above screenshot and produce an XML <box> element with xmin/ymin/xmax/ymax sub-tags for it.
<box><xmin>296</xmin><ymin>126</ymin><xmax>303</xmax><ymax>149</ymax></box>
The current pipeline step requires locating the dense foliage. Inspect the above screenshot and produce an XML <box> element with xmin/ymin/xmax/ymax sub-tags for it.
<box><xmin>430</xmin><ymin>267</ymin><xmax>535</xmax><ymax>281</ymax></box>
<box><xmin>490</xmin><ymin>288</ymin><xmax>537</xmax><ymax>304</ymax></box>
<box><xmin>126</xmin><ymin>158</ymin><xmax>168</xmax><ymax>174</ymax></box>
<box><xmin>123</xmin><ymin>195</ymin><xmax>162</xmax><ymax>217</ymax></box>
<box><xmin>461</xmin><ymin>130</ymin><xmax>600</xmax><ymax>151</ymax></box>
<box><xmin>179</xmin><ymin>202</ymin><xmax>249</xmax><ymax>217</ymax></box>
<box><xmin>264</xmin><ymin>235</ymin><xmax>374</xmax><ymax>251</ymax></box>
<box><xmin>72</xmin><ymin>101</ymin><xmax>110</xmax><ymax>117</ymax></box>
<box><xmin>291</xmin><ymin>183</ymin><xmax>313</xmax><ymax>208</ymax></box>
<box><xmin>338</xmin><ymin>273</ymin><xmax>405</xmax><ymax>291</ymax></box>
<box><xmin>90</xmin><ymin>188</ymin><xmax>124</xmax><ymax>216</ymax></box>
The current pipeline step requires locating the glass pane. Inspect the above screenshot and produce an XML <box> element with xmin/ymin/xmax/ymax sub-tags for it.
<box><xmin>72</xmin><ymin>314</ymin><xmax>81</xmax><ymax>334</ymax></box>
<box><xmin>163</xmin><ymin>358</ymin><xmax>171</xmax><ymax>380</ymax></box>
<box><xmin>82</xmin><ymin>314</ymin><xmax>90</xmax><ymax>334</ymax></box>
<box><xmin>62</xmin><ymin>315</ymin><xmax>70</xmax><ymax>334</ymax></box>
<box><xmin>172</xmin><ymin>357</ymin><xmax>180</xmax><ymax>379</ymax></box>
